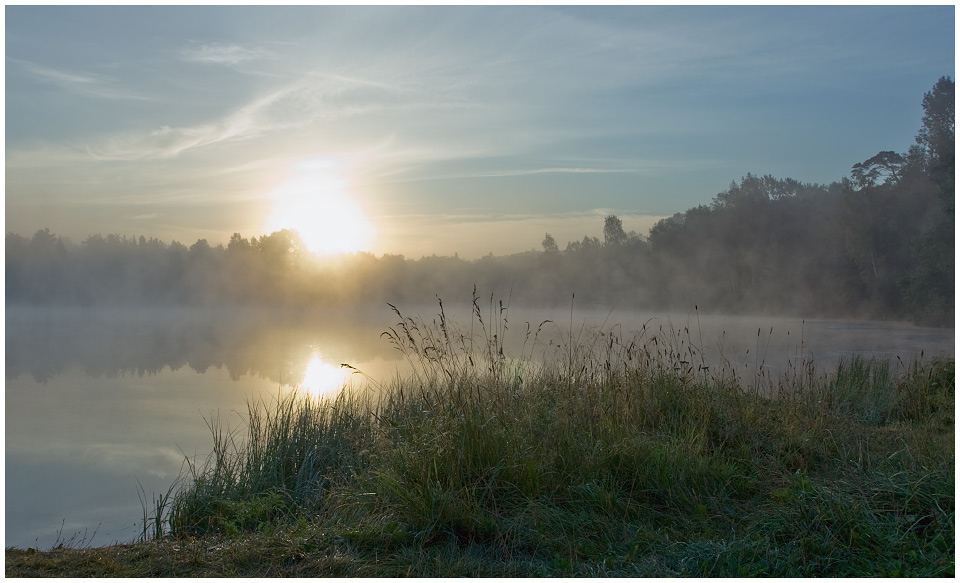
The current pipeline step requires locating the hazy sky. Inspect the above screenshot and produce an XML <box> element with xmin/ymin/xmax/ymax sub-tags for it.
<box><xmin>6</xmin><ymin>5</ymin><xmax>955</xmax><ymax>258</ymax></box>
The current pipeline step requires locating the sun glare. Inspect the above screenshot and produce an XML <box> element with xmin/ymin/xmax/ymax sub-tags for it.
<box><xmin>300</xmin><ymin>354</ymin><xmax>349</xmax><ymax>398</ymax></box>
<box><xmin>266</xmin><ymin>157</ymin><xmax>375</xmax><ymax>256</ymax></box>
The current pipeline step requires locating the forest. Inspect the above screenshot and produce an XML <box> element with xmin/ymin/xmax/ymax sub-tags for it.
<box><xmin>6</xmin><ymin>78</ymin><xmax>954</xmax><ymax>326</ymax></box>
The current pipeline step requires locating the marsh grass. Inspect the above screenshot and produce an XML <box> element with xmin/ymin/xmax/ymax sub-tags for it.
<box><xmin>167</xmin><ymin>387</ymin><xmax>373</xmax><ymax>538</ymax></box>
<box><xmin>12</xmin><ymin>297</ymin><xmax>953</xmax><ymax>577</ymax></box>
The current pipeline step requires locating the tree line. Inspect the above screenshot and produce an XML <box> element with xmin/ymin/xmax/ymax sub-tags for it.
<box><xmin>6</xmin><ymin>77</ymin><xmax>953</xmax><ymax>326</ymax></box>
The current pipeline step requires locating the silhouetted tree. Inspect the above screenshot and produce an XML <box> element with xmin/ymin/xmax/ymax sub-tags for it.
<box><xmin>603</xmin><ymin>215</ymin><xmax>627</xmax><ymax>246</ymax></box>
<box><xmin>851</xmin><ymin>151</ymin><xmax>906</xmax><ymax>189</ymax></box>
<box><xmin>917</xmin><ymin>76</ymin><xmax>955</xmax><ymax>197</ymax></box>
<box><xmin>541</xmin><ymin>232</ymin><xmax>559</xmax><ymax>255</ymax></box>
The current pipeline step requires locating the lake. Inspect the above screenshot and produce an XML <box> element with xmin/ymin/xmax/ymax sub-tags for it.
<box><xmin>5</xmin><ymin>304</ymin><xmax>954</xmax><ymax>550</ymax></box>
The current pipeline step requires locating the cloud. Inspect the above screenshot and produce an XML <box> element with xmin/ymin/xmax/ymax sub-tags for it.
<box><xmin>355</xmin><ymin>164</ymin><xmax>647</xmax><ymax>188</ymax></box>
<box><xmin>9</xmin><ymin>57</ymin><xmax>153</xmax><ymax>101</ymax></box>
<box><xmin>454</xmin><ymin>167</ymin><xmax>639</xmax><ymax>178</ymax></box>
<box><xmin>83</xmin><ymin>124</ymin><xmax>223</xmax><ymax>161</ymax></box>
<box><xmin>181</xmin><ymin>42</ymin><xmax>273</xmax><ymax>65</ymax></box>
<box><xmin>311</xmin><ymin>71</ymin><xmax>405</xmax><ymax>94</ymax></box>
<box><xmin>62</xmin><ymin>71</ymin><xmax>416</xmax><ymax>163</ymax></box>
<box><xmin>78</xmin><ymin>85</ymin><xmax>302</xmax><ymax>161</ymax></box>
<box><xmin>359</xmin><ymin>150</ymin><xmax>705</xmax><ymax>187</ymax></box>
<box><xmin>15</xmin><ymin>60</ymin><xmax>97</xmax><ymax>84</ymax></box>
<box><xmin>80</xmin><ymin>443</ymin><xmax>186</xmax><ymax>480</ymax></box>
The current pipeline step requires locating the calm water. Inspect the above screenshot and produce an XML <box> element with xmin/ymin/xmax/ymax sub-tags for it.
<box><xmin>5</xmin><ymin>305</ymin><xmax>954</xmax><ymax>549</ymax></box>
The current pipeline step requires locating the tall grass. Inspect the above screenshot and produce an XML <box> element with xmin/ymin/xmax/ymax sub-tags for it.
<box><xmin>162</xmin><ymin>296</ymin><xmax>954</xmax><ymax>576</ymax></box>
<box><xmin>167</xmin><ymin>388</ymin><xmax>373</xmax><ymax>537</ymax></box>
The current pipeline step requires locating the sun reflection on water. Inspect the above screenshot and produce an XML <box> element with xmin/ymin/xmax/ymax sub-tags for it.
<box><xmin>299</xmin><ymin>353</ymin><xmax>349</xmax><ymax>398</ymax></box>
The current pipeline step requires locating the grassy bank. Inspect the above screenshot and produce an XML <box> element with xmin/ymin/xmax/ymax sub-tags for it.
<box><xmin>7</xmin><ymin>303</ymin><xmax>955</xmax><ymax>577</ymax></box>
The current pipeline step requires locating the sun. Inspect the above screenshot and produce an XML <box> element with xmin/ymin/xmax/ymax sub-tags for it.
<box><xmin>265</xmin><ymin>157</ymin><xmax>375</xmax><ymax>256</ymax></box>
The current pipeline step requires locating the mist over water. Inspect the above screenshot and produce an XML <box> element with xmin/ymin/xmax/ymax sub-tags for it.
<box><xmin>5</xmin><ymin>306</ymin><xmax>397</xmax><ymax>385</ymax></box>
<box><xmin>6</xmin><ymin>303</ymin><xmax>953</xmax><ymax>550</ymax></box>
<box><xmin>7</xmin><ymin>304</ymin><xmax>954</xmax><ymax>384</ymax></box>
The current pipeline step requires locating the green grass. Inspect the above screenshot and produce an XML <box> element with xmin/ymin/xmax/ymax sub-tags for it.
<box><xmin>6</xmin><ymin>299</ymin><xmax>955</xmax><ymax>577</ymax></box>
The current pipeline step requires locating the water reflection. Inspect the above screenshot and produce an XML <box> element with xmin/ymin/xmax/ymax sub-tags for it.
<box><xmin>299</xmin><ymin>354</ymin><xmax>351</xmax><ymax>398</ymax></box>
<box><xmin>5</xmin><ymin>306</ymin><xmax>399</xmax><ymax>385</ymax></box>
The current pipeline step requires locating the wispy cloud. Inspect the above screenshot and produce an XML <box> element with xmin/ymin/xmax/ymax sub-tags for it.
<box><xmin>7</xmin><ymin>71</ymin><xmax>412</xmax><ymax>185</ymax></box>
<box><xmin>442</xmin><ymin>167</ymin><xmax>639</xmax><ymax>179</ymax></box>
<box><xmin>83</xmin><ymin>124</ymin><xmax>225</xmax><ymax>161</ymax></box>
<box><xmin>80</xmin><ymin>85</ymin><xmax>300</xmax><ymax>161</ymax></box>
<box><xmin>359</xmin><ymin>152</ymin><xmax>703</xmax><ymax>186</ymax></box>
<box><xmin>9</xmin><ymin>57</ymin><xmax>153</xmax><ymax>101</ymax></box>
<box><xmin>69</xmin><ymin>71</ymin><xmax>419</xmax><ymax>162</ymax></box>
<box><xmin>364</xmin><ymin>166</ymin><xmax>642</xmax><ymax>186</ymax></box>
<box><xmin>181</xmin><ymin>42</ymin><xmax>273</xmax><ymax>65</ymax></box>
<box><xmin>14</xmin><ymin>60</ymin><xmax>97</xmax><ymax>84</ymax></box>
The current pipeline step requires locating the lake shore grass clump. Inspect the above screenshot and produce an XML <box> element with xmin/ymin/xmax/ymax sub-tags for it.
<box><xmin>6</xmin><ymin>300</ymin><xmax>955</xmax><ymax>577</ymax></box>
